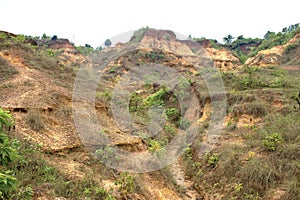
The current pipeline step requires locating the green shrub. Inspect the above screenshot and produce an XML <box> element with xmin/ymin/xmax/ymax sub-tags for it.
<box><xmin>115</xmin><ymin>172</ymin><xmax>136</xmax><ymax>194</ymax></box>
<box><xmin>144</xmin><ymin>87</ymin><xmax>169</xmax><ymax>107</ymax></box>
<box><xmin>184</xmin><ymin>144</ymin><xmax>193</xmax><ymax>160</ymax></box>
<box><xmin>165</xmin><ymin>108</ymin><xmax>180</xmax><ymax>121</ymax></box>
<box><xmin>12</xmin><ymin>34</ymin><xmax>26</xmax><ymax>43</ymax></box>
<box><xmin>148</xmin><ymin>139</ymin><xmax>162</xmax><ymax>152</ymax></box>
<box><xmin>75</xmin><ymin>45</ymin><xmax>94</xmax><ymax>55</ymax></box>
<box><xmin>97</xmin><ymin>89</ymin><xmax>112</xmax><ymax>103</ymax></box>
<box><xmin>47</xmin><ymin>49</ymin><xmax>56</xmax><ymax>57</ymax></box>
<box><xmin>164</xmin><ymin>125</ymin><xmax>176</xmax><ymax>135</ymax></box>
<box><xmin>0</xmin><ymin>171</ymin><xmax>17</xmax><ymax>197</ymax></box>
<box><xmin>206</xmin><ymin>153</ymin><xmax>220</xmax><ymax>168</ymax></box>
<box><xmin>249</xmin><ymin>29</ymin><xmax>296</xmax><ymax>57</ymax></box>
<box><xmin>0</xmin><ymin>135</ymin><xmax>19</xmax><ymax>165</ymax></box>
<box><xmin>263</xmin><ymin>133</ymin><xmax>283</xmax><ymax>151</ymax></box>
<box><xmin>129</xmin><ymin>92</ymin><xmax>144</xmax><ymax>112</ymax></box>
<box><xmin>0</xmin><ymin>108</ymin><xmax>18</xmax><ymax>197</ymax></box>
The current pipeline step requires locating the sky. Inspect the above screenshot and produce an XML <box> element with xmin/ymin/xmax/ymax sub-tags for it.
<box><xmin>0</xmin><ymin>0</ymin><xmax>299</xmax><ymax>48</ymax></box>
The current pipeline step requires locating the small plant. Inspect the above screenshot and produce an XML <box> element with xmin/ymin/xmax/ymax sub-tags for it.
<box><xmin>95</xmin><ymin>146</ymin><xmax>116</xmax><ymax>162</ymax></box>
<box><xmin>226</xmin><ymin>120</ymin><xmax>237</xmax><ymax>131</ymax></box>
<box><xmin>178</xmin><ymin>117</ymin><xmax>190</xmax><ymax>130</ymax></box>
<box><xmin>98</xmin><ymin>89</ymin><xmax>112</xmax><ymax>103</ymax></box>
<box><xmin>245</xmin><ymin>151</ymin><xmax>255</xmax><ymax>161</ymax></box>
<box><xmin>184</xmin><ymin>144</ymin><xmax>193</xmax><ymax>160</ymax></box>
<box><xmin>129</xmin><ymin>92</ymin><xmax>144</xmax><ymax>112</ymax></box>
<box><xmin>174</xmin><ymin>77</ymin><xmax>191</xmax><ymax>100</ymax></box>
<box><xmin>13</xmin><ymin>34</ymin><xmax>26</xmax><ymax>43</ymax></box>
<box><xmin>164</xmin><ymin>125</ymin><xmax>176</xmax><ymax>135</ymax></box>
<box><xmin>47</xmin><ymin>49</ymin><xmax>56</xmax><ymax>57</ymax></box>
<box><xmin>0</xmin><ymin>171</ymin><xmax>17</xmax><ymax>197</ymax></box>
<box><xmin>108</xmin><ymin>65</ymin><xmax>119</xmax><ymax>73</ymax></box>
<box><xmin>206</xmin><ymin>153</ymin><xmax>220</xmax><ymax>168</ymax></box>
<box><xmin>192</xmin><ymin>162</ymin><xmax>203</xmax><ymax>176</ymax></box>
<box><xmin>115</xmin><ymin>172</ymin><xmax>136</xmax><ymax>194</ymax></box>
<box><xmin>165</xmin><ymin>108</ymin><xmax>180</xmax><ymax>121</ymax></box>
<box><xmin>263</xmin><ymin>132</ymin><xmax>283</xmax><ymax>151</ymax></box>
<box><xmin>234</xmin><ymin>183</ymin><xmax>243</xmax><ymax>192</ymax></box>
<box><xmin>26</xmin><ymin>111</ymin><xmax>45</xmax><ymax>131</ymax></box>
<box><xmin>16</xmin><ymin>186</ymin><xmax>34</xmax><ymax>199</ymax></box>
<box><xmin>144</xmin><ymin>87</ymin><xmax>169</xmax><ymax>107</ymax></box>
<box><xmin>148</xmin><ymin>139</ymin><xmax>164</xmax><ymax>153</ymax></box>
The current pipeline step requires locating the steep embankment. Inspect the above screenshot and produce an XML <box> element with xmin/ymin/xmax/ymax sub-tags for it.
<box><xmin>246</xmin><ymin>33</ymin><xmax>300</xmax><ymax>67</ymax></box>
<box><xmin>1</xmin><ymin>28</ymin><xmax>299</xmax><ymax>200</ymax></box>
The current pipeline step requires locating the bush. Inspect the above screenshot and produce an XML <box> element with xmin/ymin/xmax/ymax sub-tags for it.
<box><xmin>165</xmin><ymin>107</ymin><xmax>180</xmax><ymax>121</ymax></box>
<box><xmin>206</xmin><ymin>153</ymin><xmax>220</xmax><ymax>168</ymax></box>
<box><xmin>144</xmin><ymin>87</ymin><xmax>169</xmax><ymax>107</ymax></box>
<box><xmin>148</xmin><ymin>139</ymin><xmax>162</xmax><ymax>152</ymax></box>
<box><xmin>0</xmin><ymin>171</ymin><xmax>17</xmax><ymax>197</ymax></box>
<box><xmin>0</xmin><ymin>108</ymin><xmax>18</xmax><ymax>197</ymax></box>
<box><xmin>164</xmin><ymin>125</ymin><xmax>176</xmax><ymax>135</ymax></box>
<box><xmin>263</xmin><ymin>133</ymin><xmax>283</xmax><ymax>151</ymax></box>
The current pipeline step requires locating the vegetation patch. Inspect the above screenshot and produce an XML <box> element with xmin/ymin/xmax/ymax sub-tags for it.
<box><xmin>0</xmin><ymin>57</ymin><xmax>18</xmax><ymax>82</ymax></box>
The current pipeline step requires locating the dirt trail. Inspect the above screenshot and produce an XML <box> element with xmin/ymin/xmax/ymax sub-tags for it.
<box><xmin>170</xmin><ymin>160</ymin><xmax>200</xmax><ymax>200</ymax></box>
<box><xmin>135</xmin><ymin>173</ymin><xmax>182</xmax><ymax>200</ymax></box>
<box><xmin>163</xmin><ymin>84</ymin><xmax>202</xmax><ymax>199</ymax></box>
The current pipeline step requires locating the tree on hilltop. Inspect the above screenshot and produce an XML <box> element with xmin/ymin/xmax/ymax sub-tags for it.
<box><xmin>223</xmin><ymin>34</ymin><xmax>234</xmax><ymax>45</ymax></box>
<box><xmin>104</xmin><ymin>39</ymin><xmax>112</xmax><ymax>47</ymax></box>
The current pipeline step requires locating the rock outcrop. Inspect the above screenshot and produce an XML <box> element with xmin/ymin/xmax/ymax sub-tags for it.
<box><xmin>48</xmin><ymin>38</ymin><xmax>77</xmax><ymax>53</ymax></box>
<box><xmin>205</xmin><ymin>47</ymin><xmax>241</xmax><ymax>71</ymax></box>
<box><xmin>130</xmin><ymin>29</ymin><xmax>241</xmax><ymax>71</ymax></box>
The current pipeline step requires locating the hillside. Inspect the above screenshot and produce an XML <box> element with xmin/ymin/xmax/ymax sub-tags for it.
<box><xmin>0</xmin><ymin>27</ymin><xmax>300</xmax><ymax>200</ymax></box>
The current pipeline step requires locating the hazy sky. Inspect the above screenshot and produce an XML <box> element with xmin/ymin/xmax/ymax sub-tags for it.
<box><xmin>0</xmin><ymin>0</ymin><xmax>299</xmax><ymax>47</ymax></box>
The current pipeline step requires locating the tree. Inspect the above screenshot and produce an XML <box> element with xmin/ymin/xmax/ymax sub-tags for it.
<box><xmin>42</xmin><ymin>33</ymin><xmax>48</xmax><ymax>39</ymax></box>
<box><xmin>282</xmin><ymin>27</ymin><xmax>288</xmax><ymax>33</ymax></box>
<box><xmin>51</xmin><ymin>35</ymin><xmax>58</xmax><ymax>41</ymax></box>
<box><xmin>264</xmin><ymin>31</ymin><xmax>275</xmax><ymax>39</ymax></box>
<box><xmin>223</xmin><ymin>34</ymin><xmax>234</xmax><ymax>45</ymax></box>
<box><xmin>104</xmin><ymin>39</ymin><xmax>112</xmax><ymax>47</ymax></box>
<box><xmin>96</xmin><ymin>46</ymin><xmax>103</xmax><ymax>51</ymax></box>
<box><xmin>237</xmin><ymin>35</ymin><xmax>244</xmax><ymax>40</ymax></box>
